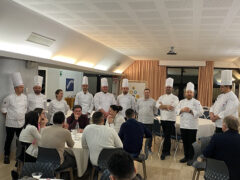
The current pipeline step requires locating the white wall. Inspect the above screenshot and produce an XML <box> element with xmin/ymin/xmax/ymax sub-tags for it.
<box><xmin>39</xmin><ymin>66</ymin><xmax>83</xmax><ymax>100</ymax></box>
<box><xmin>0</xmin><ymin>58</ymin><xmax>37</xmax><ymax>155</ymax></box>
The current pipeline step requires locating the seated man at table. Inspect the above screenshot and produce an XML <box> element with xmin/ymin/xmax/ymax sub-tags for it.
<box><xmin>101</xmin><ymin>150</ymin><xmax>143</xmax><ymax>180</ymax></box>
<box><xmin>203</xmin><ymin>115</ymin><xmax>240</xmax><ymax>180</ymax></box>
<box><xmin>81</xmin><ymin>111</ymin><xmax>123</xmax><ymax>166</ymax></box>
<box><xmin>39</xmin><ymin>111</ymin><xmax>75</xmax><ymax>170</ymax></box>
<box><xmin>118</xmin><ymin>108</ymin><xmax>152</xmax><ymax>157</ymax></box>
<box><xmin>67</xmin><ymin>105</ymin><xmax>89</xmax><ymax>132</ymax></box>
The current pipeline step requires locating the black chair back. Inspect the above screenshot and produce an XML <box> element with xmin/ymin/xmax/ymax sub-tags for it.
<box><xmin>97</xmin><ymin>148</ymin><xmax>124</xmax><ymax>171</ymax></box>
<box><xmin>199</xmin><ymin>136</ymin><xmax>212</xmax><ymax>153</ymax></box>
<box><xmin>204</xmin><ymin>158</ymin><xmax>229</xmax><ymax>180</ymax></box>
<box><xmin>192</xmin><ymin>142</ymin><xmax>202</xmax><ymax>161</ymax></box>
<box><xmin>37</xmin><ymin>146</ymin><xmax>60</xmax><ymax>167</ymax></box>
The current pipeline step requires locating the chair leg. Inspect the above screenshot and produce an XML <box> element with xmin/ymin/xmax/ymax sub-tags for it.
<box><xmin>174</xmin><ymin>142</ymin><xmax>179</xmax><ymax>160</ymax></box>
<box><xmin>69</xmin><ymin>168</ymin><xmax>74</xmax><ymax>180</ymax></box>
<box><xmin>192</xmin><ymin>169</ymin><xmax>197</xmax><ymax>180</ymax></box>
<box><xmin>196</xmin><ymin>170</ymin><xmax>200</xmax><ymax>180</ymax></box>
<box><xmin>91</xmin><ymin>167</ymin><xmax>95</xmax><ymax>180</ymax></box>
<box><xmin>17</xmin><ymin>161</ymin><xmax>23</xmax><ymax>175</ymax></box>
<box><xmin>142</xmin><ymin>160</ymin><xmax>147</xmax><ymax>180</ymax></box>
<box><xmin>56</xmin><ymin>172</ymin><xmax>60</xmax><ymax>179</ymax></box>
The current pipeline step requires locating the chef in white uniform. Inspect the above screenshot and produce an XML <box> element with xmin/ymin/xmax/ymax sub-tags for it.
<box><xmin>1</xmin><ymin>72</ymin><xmax>27</xmax><ymax>164</ymax></box>
<box><xmin>74</xmin><ymin>76</ymin><xmax>94</xmax><ymax>117</ymax></box>
<box><xmin>136</xmin><ymin>88</ymin><xmax>157</xmax><ymax>152</ymax></box>
<box><xmin>176</xmin><ymin>82</ymin><xmax>203</xmax><ymax>165</ymax></box>
<box><xmin>117</xmin><ymin>79</ymin><xmax>136</xmax><ymax>117</ymax></box>
<box><xmin>210</xmin><ymin>70</ymin><xmax>239</xmax><ymax>133</ymax></box>
<box><xmin>156</xmin><ymin>78</ymin><xmax>179</xmax><ymax>160</ymax></box>
<box><xmin>48</xmin><ymin>89</ymin><xmax>69</xmax><ymax>124</ymax></box>
<box><xmin>27</xmin><ymin>75</ymin><xmax>47</xmax><ymax>112</ymax></box>
<box><xmin>94</xmin><ymin>78</ymin><xmax>116</xmax><ymax>119</ymax></box>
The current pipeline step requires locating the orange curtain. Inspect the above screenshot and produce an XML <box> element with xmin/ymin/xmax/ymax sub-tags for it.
<box><xmin>123</xmin><ymin>60</ymin><xmax>166</xmax><ymax>100</ymax></box>
<box><xmin>198</xmin><ymin>61</ymin><xmax>214</xmax><ymax>107</ymax></box>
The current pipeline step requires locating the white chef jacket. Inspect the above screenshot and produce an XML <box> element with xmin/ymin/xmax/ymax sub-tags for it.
<box><xmin>176</xmin><ymin>98</ymin><xmax>203</xmax><ymax>130</ymax></box>
<box><xmin>136</xmin><ymin>97</ymin><xmax>157</xmax><ymax>124</ymax></box>
<box><xmin>74</xmin><ymin>91</ymin><xmax>94</xmax><ymax>115</ymax></box>
<box><xmin>156</xmin><ymin>93</ymin><xmax>179</xmax><ymax>121</ymax></box>
<box><xmin>117</xmin><ymin>93</ymin><xmax>136</xmax><ymax>117</ymax></box>
<box><xmin>105</xmin><ymin>112</ymin><xmax>125</xmax><ymax>133</ymax></box>
<box><xmin>48</xmin><ymin>99</ymin><xmax>69</xmax><ymax>124</ymax></box>
<box><xmin>1</xmin><ymin>93</ymin><xmax>27</xmax><ymax>128</ymax></box>
<box><xmin>210</xmin><ymin>91</ymin><xmax>239</xmax><ymax>128</ymax></box>
<box><xmin>27</xmin><ymin>93</ymin><xmax>47</xmax><ymax>112</ymax></box>
<box><xmin>94</xmin><ymin>92</ymin><xmax>116</xmax><ymax>112</ymax></box>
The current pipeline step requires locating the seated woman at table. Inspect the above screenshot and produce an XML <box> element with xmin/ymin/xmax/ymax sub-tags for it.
<box><xmin>67</xmin><ymin>105</ymin><xmax>89</xmax><ymax>132</ymax></box>
<box><xmin>34</xmin><ymin>108</ymin><xmax>49</xmax><ymax>128</ymax></box>
<box><xmin>48</xmin><ymin>89</ymin><xmax>69</xmax><ymax>124</ymax></box>
<box><xmin>105</xmin><ymin>105</ymin><xmax>125</xmax><ymax>133</ymax></box>
<box><xmin>19</xmin><ymin>111</ymin><xmax>44</xmax><ymax>162</ymax></box>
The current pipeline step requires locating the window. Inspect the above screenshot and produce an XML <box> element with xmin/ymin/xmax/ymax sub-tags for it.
<box><xmin>167</xmin><ymin>67</ymin><xmax>199</xmax><ymax>100</ymax></box>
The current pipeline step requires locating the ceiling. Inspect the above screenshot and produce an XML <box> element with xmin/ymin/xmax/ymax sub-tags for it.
<box><xmin>11</xmin><ymin>0</ymin><xmax>240</xmax><ymax>62</ymax></box>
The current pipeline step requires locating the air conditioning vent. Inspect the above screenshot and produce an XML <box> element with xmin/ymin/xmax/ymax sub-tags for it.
<box><xmin>26</xmin><ymin>32</ymin><xmax>55</xmax><ymax>47</ymax></box>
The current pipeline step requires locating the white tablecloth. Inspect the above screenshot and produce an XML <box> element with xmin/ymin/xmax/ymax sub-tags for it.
<box><xmin>65</xmin><ymin>133</ymin><xmax>89</xmax><ymax>177</ymax></box>
<box><xmin>156</xmin><ymin>116</ymin><xmax>215</xmax><ymax>138</ymax></box>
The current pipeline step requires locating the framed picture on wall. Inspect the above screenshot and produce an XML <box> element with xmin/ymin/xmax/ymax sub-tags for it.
<box><xmin>66</xmin><ymin>78</ymin><xmax>74</xmax><ymax>91</ymax></box>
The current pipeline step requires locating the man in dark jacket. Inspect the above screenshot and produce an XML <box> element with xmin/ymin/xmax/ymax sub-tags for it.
<box><xmin>67</xmin><ymin>105</ymin><xmax>89</xmax><ymax>132</ymax></box>
<box><xmin>119</xmin><ymin>108</ymin><xmax>152</xmax><ymax>157</ymax></box>
<box><xmin>203</xmin><ymin>115</ymin><xmax>240</xmax><ymax>180</ymax></box>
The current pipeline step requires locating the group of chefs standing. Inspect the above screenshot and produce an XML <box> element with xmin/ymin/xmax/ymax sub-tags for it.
<box><xmin>1</xmin><ymin>69</ymin><xmax>239</xmax><ymax>165</ymax></box>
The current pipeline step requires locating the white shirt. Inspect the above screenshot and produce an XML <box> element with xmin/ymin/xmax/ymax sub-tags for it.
<box><xmin>27</xmin><ymin>93</ymin><xmax>47</xmax><ymax>112</ymax></box>
<box><xmin>176</xmin><ymin>98</ymin><xmax>203</xmax><ymax>129</ymax></box>
<box><xmin>105</xmin><ymin>112</ymin><xmax>125</xmax><ymax>133</ymax></box>
<box><xmin>48</xmin><ymin>99</ymin><xmax>69</xmax><ymax>124</ymax></box>
<box><xmin>94</xmin><ymin>92</ymin><xmax>116</xmax><ymax>112</ymax></box>
<box><xmin>210</xmin><ymin>91</ymin><xmax>239</xmax><ymax>128</ymax></box>
<box><xmin>136</xmin><ymin>97</ymin><xmax>157</xmax><ymax>124</ymax></box>
<box><xmin>156</xmin><ymin>93</ymin><xmax>179</xmax><ymax>121</ymax></box>
<box><xmin>81</xmin><ymin>124</ymin><xmax>123</xmax><ymax>166</ymax></box>
<box><xmin>74</xmin><ymin>91</ymin><xmax>94</xmax><ymax>115</ymax></box>
<box><xmin>19</xmin><ymin>124</ymin><xmax>41</xmax><ymax>143</ymax></box>
<box><xmin>1</xmin><ymin>93</ymin><xmax>27</xmax><ymax>128</ymax></box>
<box><xmin>117</xmin><ymin>93</ymin><xmax>136</xmax><ymax>117</ymax></box>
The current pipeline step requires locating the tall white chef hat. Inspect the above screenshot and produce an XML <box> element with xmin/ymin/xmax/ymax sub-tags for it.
<box><xmin>220</xmin><ymin>70</ymin><xmax>232</xmax><ymax>86</ymax></box>
<box><xmin>11</xmin><ymin>72</ymin><xmax>24</xmax><ymax>87</ymax></box>
<box><xmin>33</xmin><ymin>75</ymin><xmax>43</xmax><ymax>87</ymax></box>
<box><xmin>101</xmin><ymin>78</ymin><xmax>108</xmax><ymax>87</ymax></box>
<box><xmin>186</xmin><ymin>82</ymin><xmax>194</xmax><ymax>92</ymax></box>
<box><xmin>165</xmin><ymin>78</ymin><xmax>174</xmax><ymax>87</ymax></box>
<box><xmin>122</xmin><ymin>78</ymin><xmax>129</xmax><ymax>88</ymax></box>
<box><xmin>82</xmin><ymin>76</ymin><xmax>88</xmax><ymax>85</ymax></box>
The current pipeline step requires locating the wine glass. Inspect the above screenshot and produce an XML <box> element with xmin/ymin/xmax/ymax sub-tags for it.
<box><xmin>32</xmin><ymin>172</ymin><xmax>42</xmax><ymax>179</ymax></box>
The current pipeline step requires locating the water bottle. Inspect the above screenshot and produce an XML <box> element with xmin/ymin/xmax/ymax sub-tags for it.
<box><xmin>75</xmin><ymin>122</ymin><xmax>79</xmax><ymax>131</ymax></box>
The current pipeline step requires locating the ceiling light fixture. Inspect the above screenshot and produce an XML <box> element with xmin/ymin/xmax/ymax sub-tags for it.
<box><xmin>94</xmin><ymin>65</ymin><xmax>108</xmax><ymax>71</ymax></box>
<box><xmin>0</xmin><ymin>42</ymin><xmax>52</xmax><ymax>58</ymax></box>
<box><xmin>52</xmin><ymin>56</ymin><xmax>76</xmax><ymax>64</ymax></box>
<box><xmin>77</xmin><ymin>61</ymin><xmax>94</xmax><ymax>68</ymax></box>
